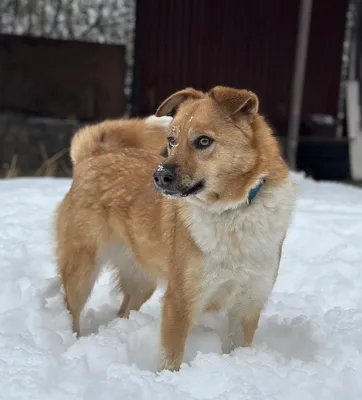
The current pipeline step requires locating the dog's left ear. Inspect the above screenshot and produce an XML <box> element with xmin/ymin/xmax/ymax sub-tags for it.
<box><xmin>208</xmin><ymin>86</ymin><xmax>259</xmax><ymax>118</ymax></box>
<box><xmin>156</xmin><ymin>88</ymin><xmax>204</xmax><ymax>117</ymax></box>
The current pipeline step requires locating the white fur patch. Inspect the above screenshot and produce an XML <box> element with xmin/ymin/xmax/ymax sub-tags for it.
<box><xmin>186</xmin><ymin>175</ymin><xmax>298</xmax><ymax>348</ymax></box>
<box><xmin>145</xmin><ymin>115</ymin><xmax>173</xmax><ymax>127</ymax></box>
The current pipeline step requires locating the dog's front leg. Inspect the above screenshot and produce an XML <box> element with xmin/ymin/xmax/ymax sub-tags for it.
<box><xmin>226</xmin><ymin>250</ymin><xmax>283</xmax><ymax>352</ymax></box>
<box><xmin>158</xmin><ymin>284</ymin><xmax>197</xmax><ymax>372</ymax></box>
<box><xmin>225</xmin><ymin>302</ymin><xmax>262</xmax><ymax>353</ymax></box>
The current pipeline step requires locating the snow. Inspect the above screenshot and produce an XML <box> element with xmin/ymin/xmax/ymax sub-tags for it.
<box><xmin>0</xmin><ymin>173</ymin><xmax>362</xmax><ymax>399</ymax></box>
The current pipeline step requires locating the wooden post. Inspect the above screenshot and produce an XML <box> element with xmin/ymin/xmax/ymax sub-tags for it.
<box><xmin>287</xmin><ymin>0</ymin><xmax>313</xmax><ymax>170</ymax></box>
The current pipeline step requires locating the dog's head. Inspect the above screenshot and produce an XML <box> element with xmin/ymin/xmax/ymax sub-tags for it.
<box><xmin>153</xmin><ymin>86</ymin><xmax>286</xmax><ymax>207</ymax></box>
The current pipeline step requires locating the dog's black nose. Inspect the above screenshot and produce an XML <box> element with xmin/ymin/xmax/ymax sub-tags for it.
<box><xmin>153</xmin><ymin>166</ymin><xmax>176</xmax><ymax>188</ymax></box>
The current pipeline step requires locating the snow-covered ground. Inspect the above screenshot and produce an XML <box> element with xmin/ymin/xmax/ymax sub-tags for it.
<box><xmin>0</xmin><ymin>173</ymin><xmax>362</xmax><ymax>399</ymax></box>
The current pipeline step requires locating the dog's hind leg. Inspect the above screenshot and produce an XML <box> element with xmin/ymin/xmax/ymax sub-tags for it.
<box><xmin>58</xmin><ymin>246</ymin><xmax>101</xmax><ymax>336</ymax></box>
<box><xmin>116</xmin><ymin>263</ymin><xmax>157</xmax><ymax>318</ymax></box>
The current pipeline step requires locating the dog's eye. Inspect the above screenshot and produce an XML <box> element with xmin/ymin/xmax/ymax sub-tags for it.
<box><xmin>167</xmin><ymin>136</ymin><xmax>176</xmax><ymax>147</ymax></box>
<box><xmin>194</xmin><ymin>136</ymin><xmax>214</xmax><ymax>149</ymax></box>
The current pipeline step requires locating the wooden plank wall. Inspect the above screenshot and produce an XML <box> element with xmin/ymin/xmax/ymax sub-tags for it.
<box><xmin>0</xmin><ymin>34</ymin><xmax>125</xmax><ymax>121</ymax></box>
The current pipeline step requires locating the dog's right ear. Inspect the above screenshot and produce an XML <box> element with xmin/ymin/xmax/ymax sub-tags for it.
<box><xmin>155</xmin><ymin>88</ymin><xmax>204</xmax><ymax>117</ymax></box>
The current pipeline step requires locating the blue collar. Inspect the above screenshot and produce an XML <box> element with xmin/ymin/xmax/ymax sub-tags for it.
<box><xmin>247</xmin><ymin>178</ymin><xmax>265</xmax><ymax>204</ymax></box>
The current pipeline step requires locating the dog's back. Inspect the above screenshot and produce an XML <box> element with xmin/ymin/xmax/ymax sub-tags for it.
<box><xmin>70</xmin><ymin>117</ymin><xmax>170</xmax><ymax>165</ymax></box>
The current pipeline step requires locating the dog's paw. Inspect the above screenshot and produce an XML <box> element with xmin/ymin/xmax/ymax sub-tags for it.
<box><xmin>157</xmin><ymin>349</ymin><xmax>181</xmax><ymax>372</ymax></box>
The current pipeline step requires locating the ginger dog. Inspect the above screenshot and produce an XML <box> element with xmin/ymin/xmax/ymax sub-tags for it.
<box><xmin>56</xmin><ymin>86</ymin><xmax>297</xmax><ymax>371</ymax></box>
<box><xmin>70</xmin><ymin>116</ymin><xmax>171</xmax><ymax>166</ymax></box>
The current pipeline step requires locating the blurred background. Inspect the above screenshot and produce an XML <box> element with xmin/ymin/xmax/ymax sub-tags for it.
<box><xmin>0</xmin><ymin>0</ymin><xmax>361</xmax><ymax>183</ymax></box>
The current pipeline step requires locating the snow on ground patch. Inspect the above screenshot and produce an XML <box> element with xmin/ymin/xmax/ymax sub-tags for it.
<box><xmin>0</xmin><ymin>174</ymin><xmax>362</xmax><ymax>399</ymax></box>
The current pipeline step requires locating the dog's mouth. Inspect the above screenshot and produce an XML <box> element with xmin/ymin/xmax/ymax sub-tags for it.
<box><xmin>157</xmin><ymin>180</ymin><xmax>205</xmax><ymax>199</ymax></box>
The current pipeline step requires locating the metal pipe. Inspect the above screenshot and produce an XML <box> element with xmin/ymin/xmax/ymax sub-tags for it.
<box><xmin>287</xmin><ymin>0</ymin><xmax>313</xmax><ymax>170</ymax></box>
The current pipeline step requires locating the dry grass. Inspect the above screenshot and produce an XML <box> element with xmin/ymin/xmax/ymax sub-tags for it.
<box><xmin>3</xmin><ymin>143</ymin><xmax>71</xmax><ymax>179</ymax></box>
<box><xmin>5</xmin><ymin>154</ymin><xmax>19</xmax><ymax>178</ymax></box>
<box><xmin>34</xmin><ymin>142</ymin><xmax>70</xmax><ymax>177</ymax></box>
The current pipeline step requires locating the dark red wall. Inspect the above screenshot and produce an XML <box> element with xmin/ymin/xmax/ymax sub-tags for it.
<box><xmin>133</xmin><ymin>0</ymin><xmax>349</xmax><ymax>135</ymax></box>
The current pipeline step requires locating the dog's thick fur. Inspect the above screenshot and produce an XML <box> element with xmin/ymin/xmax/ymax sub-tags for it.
<box><xmin>70</xmin><ymin>116</ymin><xmax>170</xmax><ymax>165</ymax></box>
<box><xmin>56</xmin><ymin>86</ymin><xmax>297</xmax><ymax>372</ymax></box>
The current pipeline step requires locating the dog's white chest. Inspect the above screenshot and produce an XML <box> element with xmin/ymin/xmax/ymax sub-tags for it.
<box><xmin>186</xmin><ymin>179</ymin><xmax>296</xmax><ymax>310</ymax></box>
<box><xmin>195</xmin><ymin>208</ymin><xmax>278</xmax><ymax>294</ymax></box>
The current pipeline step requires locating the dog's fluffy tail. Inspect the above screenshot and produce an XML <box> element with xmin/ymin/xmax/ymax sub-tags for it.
<box><xmin>70</xmin><ymin>116</ymin><xmax>172</xmax><ymax>166</ymax></box>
